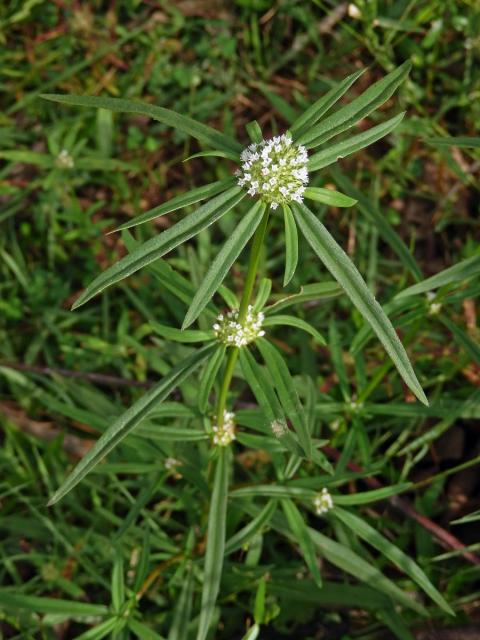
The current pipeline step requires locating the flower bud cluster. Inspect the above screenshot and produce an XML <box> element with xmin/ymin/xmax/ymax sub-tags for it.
<box><xmin>313</xmin><ymin>488</ymin><xmax>333</xmax><ymax>515</ymax></box>
<box><xmin>212</xmin><ymin>410</ymin><xmax>236</xmax><ymax>447</ymax></box>
<box><xmin>236</xmin><ymin>134</ymin><xmax>309</xmax><ymax>210</ymax></box>
<box><xmin>56</xmin><ymin>149</ymin><xmax>74</xmax><ymax>169</ymax></box>
<box><xmin>213</xmin><ymin>305</ymin><xmax>265</xmax><ymax>348</ymax></box>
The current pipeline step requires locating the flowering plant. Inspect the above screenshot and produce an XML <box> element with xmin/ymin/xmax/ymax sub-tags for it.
<box><xmin>41</xmin><ymin>61</ymin><xmax>454</xmax><ymax>638</ymax></box>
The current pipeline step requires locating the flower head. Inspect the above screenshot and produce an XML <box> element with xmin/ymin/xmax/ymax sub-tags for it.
<box><xmin>213</xmin><ymin>305</ymin><xmax>265</xmax><ymax>348</ymax></box>
<box><xmin>212</xmin><ymin>410</ymin><xmax>236</xmax><ymax>446</ymax></box>
<box><xmin>313</xmin><ymin>488</ymin><xmax>333</xmax><ymax>515</ymax></box>
<box><xmin>236</xmin><ymin>134</ymin><xmax>308</xmax><ymax>210</ymax></box>
<box><xmin>56</xmin><ymin>149</ymin><xmax>74</xmax><ymax>169</ymax></box>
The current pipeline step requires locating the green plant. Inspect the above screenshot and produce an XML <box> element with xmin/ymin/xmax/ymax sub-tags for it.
<box><xmin>34</xmin><ymin>61</ymin><xmax>460</xmax><ymax>638</ymax></box>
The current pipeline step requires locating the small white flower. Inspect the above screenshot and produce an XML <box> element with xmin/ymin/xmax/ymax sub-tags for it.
<box><xmin>313</xmin><ymin>488</ymin><xmax>333</xmax><ymax>515</ymax></box>
<box><xmin>213</xmin><ymin>306</ymin><xmax>265</xmax><ymax>347</ymax></box>
<box><xmin>212</xmin><ymin>410</ymin><xmax>236</xmax><ymax>447</ymax></box>
<box><xmin>236</xmin><ymin>134</ymin><xmax>309</xmax><ymax>209</ymax></box>
<box><xmin>271</xmin><ymin>419</ymin><xmax>288</xmax><ymax>438</ymax></box>
<box><xmin>56</xmin><ymin>149</ymin><xmax>74</xmax><ymax>169</ymax></box>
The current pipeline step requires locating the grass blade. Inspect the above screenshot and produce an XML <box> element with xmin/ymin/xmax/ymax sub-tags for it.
<box><xmin>183</xmin><ymin>201</ymin><xmax>265</xmax><ymax>328</ymax></box>
<box><xmin>297</xmin><ymin>61</ymin><xmax>411</xmax><ymax>148</ymax></box>
<box><xmin>292</xmin><ymin>202</ymin><xmax>428</xmax><ymax>405</ymax></box>
<box><xmin>282</xmin><ymin>204</ymin><xmax>298</xmax><ymax>286</ymax></box>
<box><xmin>196</xmin><ymin>448</ymin><xmax>230</xmax><ymax>640</ymax></box>
<box><xmin>72</xmin><ymin>187</ymin><xmax>244</xmax><ymax>309</ymax></box>
<box><xmin>308</xmin><ymin>112</ymin><xmax>405</xmax><ymax>171</ymax></box>
<box><xmin>333</xmin><ymin>507</ymin><xmax>454</xmax><ymax>615</ymax></box>
<box><xmin>47</xmin><ymin>344</ymin><xmax>215</xmax><ymax>505</ymax></box>
<box><xmin>40</xmin><ymin>93</ymin><xmax>242</xmax><ymax>155</ymax></box>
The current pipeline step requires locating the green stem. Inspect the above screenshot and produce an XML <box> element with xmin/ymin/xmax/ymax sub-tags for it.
<box><xmin>215</xmin><ymin>208</ymin><xmax>269</xmax><ymax>426</ymax></box>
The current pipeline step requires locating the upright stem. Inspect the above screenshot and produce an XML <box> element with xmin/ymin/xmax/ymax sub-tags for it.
<box><xmin>215</xmin><ymin>209</ymin><xmax>270</xmax><ymax>426</ymax></box>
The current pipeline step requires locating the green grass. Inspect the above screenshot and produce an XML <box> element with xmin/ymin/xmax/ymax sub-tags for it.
<box><xmin>1</xmin><ymin>1</ymin><xmax>480</xmax><ymax>638</ymax></box>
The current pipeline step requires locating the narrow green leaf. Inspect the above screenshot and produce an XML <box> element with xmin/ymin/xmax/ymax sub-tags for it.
<box><xmin>256</xmin><ymin>339</ymin><xmax>312</xmax><ymax>456</ymax></box>
<box><xmin>225</xmin><ymin>500</ymin><xmax>277</xmax><ymax>555</ymax></box>
<box><xmin>198</xmin><ymin>344</ymin><xmax>227</xmax><ymax>413</ymax></box>
<box><xmin>246</xmin><ymin>120</ymin><xmax>263</xmax><ymax>144</ymax></box>
<box><xmin>290</xmin><ymin>68</ymin><xmax>366</xmax><ymax>138</ymax></box>
<box><xmin>183</xmin><ymin>201</ymin><xmax>265</xmax><ymax>328</ymax></box>
<box><xmin>307</xmin><ymin>528</ymin><xmax>427</xmax><ymax>615</ymax></box>
<box><xmin>113</xmin><ymin>179</ymin><xmax>235</xmax><ymax>232</ymax></box>
<box><xmin>239</xmin><ymin>348</ymin><xmax>305</xmax><ymax>458</ymax></box>
<box><xmin>264</xmin><ymin>281</ymin><xmax>342</xmax><ymax>314</ymax></box>
<box><xmin>241</xmin><ymin>625</ymin><xmax>260</xmax><ymax>640</ymax></box>
<box><xmin>184</xmin><ymin>150</ymin><xmax>240</xmax><ymax>162</ymax></box>
<box><xmin>332</xmin><ymin>484</ymin><xmax>410</xmax><ymax>505</ymax></box>
<box><xmin>282</xmin><ymin>498</ymin><xmax>322</xmax><ymax>587</ymax></box>
<box><xmin>129</xmin><ymin>620</ymin><xmax>167</xmax><ymax>640</ymax></box>
<box><xmin>40</xmin><ymin>93</ymin><xmax>242</xmax><ymax>155</ymax></box>
<box><xmin>47</xmin><ymin>344</ymin><xmax>215</xmax><ymax>505</ymax></box>
<box><xmin>427</xmin><ymin>136</ymin><xmax>480</xmax><ymax>148</ymax></box>
<box><xmin>283</xmin><ymin>204</ymin><xmax>298</xmax><ymax>285</ymax></box>
<box><xmin>72</xmin><ymin>187</ymin><xmax>245</xmax><ymax>309</ymax></box>
<box><xmin>308</xmin><ymin>112</ymin><xmax>405</xmax><ymax>171</ymax></box>
<box><xmin>330</xmin><ymin>168</ymin><xmax>422</xmax><ymax>282</ymax></box>
<box><xmin>75</xmin><ymin>618</ymin><xmax>120</xmax><ymax>640</ymax></box>
<box><xmin>304</xmin><ymin>187</ymin><xmax>357</xmax><ymax>207</ymax></box>
<box><xmin>333</xmin><ymin>508</ymin><xmax>454</xmax><ymax>615</ymax></box>
<box><xmin>292</xmin><ymin>202</ymin><xmax>428</xmax><ymax>405</ymax></box>
<box><xmin>111</xmin><ymin>552</ymin><xmax>125</xmax><ymax>612</ymax></box>
<box><xmin>168</xmin><ymin>565</ymin><xmax>194</xmax><ymax>640</ymax></box>
<box><xmin>231</xmin><ymin>485</ymin><xmax>314</xmax><ymax>499</ymax></box>
<box><xmin>151</xmin><ymin>322</ymin><xmax>214</xmax><ymax>343</ymax></box>
<box><xmin>297</xmin><ymin>61</ymin><xmax>411</xmax><ymax>148</ymax></box>
<box><xmin>440</xmin><ymin>315</ymin><xmax>480</xmax><ymax>364</ymax></box>
<box><xmin>196</xmin><ymin>448</ymin><xmax>230</xmax><ymax>640</ymax></box>
<box><xmin>263</xmin><ymin>314</ymin><xmax>326</xmax><ymax>344</ymax></box>
<box><xmin>396</xmin><ymin>255</ymin><xmax>480</xmax><ymax>299</ymax></box>
<box><xmin>253</xmin><ymin>277</ymin><xmax>272</xmax><ymax>311</ymax></box>
<box><xmin>0</xmin><ymin>591</ymin><xmax>108</xmax><ymax>617</ymax></box>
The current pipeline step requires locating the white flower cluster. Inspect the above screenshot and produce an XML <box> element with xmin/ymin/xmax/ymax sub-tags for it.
<box><xmin>313</xmin><ymin>488</ymin><xmax>333</xmax><ymax>515</ymax></box>
<box><xmin>271</xmin><ymin>419</ymin><xmax>288</xmax><ymax>438</ymax></box>
<box><xmin>212</xmin><ymin>410</ymin><xmax>236</xmax><ymax>447</ymax></box>
<box><xmin>56</xmin><ymin>149</ymin><xmax>74</xmax><ymax>169</ymax></box>
<box><xmin>236</xmin><ymin>134</ymin><xmax>309</xmax><ymax>210</ymax></box>
<box><xmin>213</xmin><ymin>305</ymin><xmax>265</xmax><ymax>348</ymax></box>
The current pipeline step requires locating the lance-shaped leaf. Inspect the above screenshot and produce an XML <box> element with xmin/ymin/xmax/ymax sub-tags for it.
<box><xmin>330</xmin><ymin>167</ymin><xmax>422</xmax><ymax>282</ymax></box>
<box><xmin>47</xmin><ymin>343</ymin><xmax>216</xmax><ymax>505</ymax></box>
<box><xmin>333</xmin><ymin>507</ymin><xmax>454</xmax><ymax>615</ymax></box>
<box><xmin>290</xmin><ymin>68</ymin><xmax>366</xmax><ymax>138</ymax></box>
<box><xmin>72</xmin><ymin>187</ymin><xmax>245</xmax><ymax>309</ymax></box>
<box><xmin>113</xmin><ymin>178</ymin><xmax>236</xmax><ymax>232</ymax></box>
<box><xmin>183</xmin><ymin>201</ymin><xmax>265</xmax><ymax>329</ymax></box>
<box><xmin>297</xmin><ymin>61</ymin><xmax>411</xmax><ymax>148</ymax></box>
<box><xmin>292</xmin><ymin>202</ymin><xmax>428</xmax><ymax>405</ymax></box>
<box><xmin>396</xmin><ymin>254</ymin><xmax>480</xmax><ymax>299</ymax></box>
<box><xmin>282</xmin><ymin>498</ymin><xmax>322</xmax><ymax>588</ymax></box>
<box><xmin>304</xmin><ymin>187</ymin><xmax>357</xmax><ymax>208</ymax></box>
<box><xmin>196</xmin><ymin>448</ymin><xmax>229</xmax><ymax>640</ymax></box>
<box><xmin>239</xmin><ymin>348</ymin><xmax>305</xmax><ymax>458</ymax></box>
<box><xmin>256</xmin><ymin>338</ymin><xmax>313</xmax><ymax>456</ymax></box>
<box><xmin>40</xmin><ymin>94</ymin><xmax>242</xmax><ymax>155</ymax></box>
<box><xmin>308</xmin><ymin>112</ymin><xmax>405</xmax><ymax>171</ymax></box>
<box><xmin>282</xmin><ymin>204</ymin><xmax>298</xmax><ymax>286</ymax></box>
<box><xmin>198</xmin><ymin>344</ymin><xmax>227</xmax><ymax>413</ymax></box>
<box><xmin>262</xmin><ymin>315</ymin><xmax>325</xmax><ymax>344</ymax></box>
